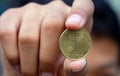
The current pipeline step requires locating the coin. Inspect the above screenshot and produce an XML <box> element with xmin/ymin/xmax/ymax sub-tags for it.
<box><xmin>59</xmin><ymin>28</ymin><xmax>92</xmax><ymax>60</ymax></box>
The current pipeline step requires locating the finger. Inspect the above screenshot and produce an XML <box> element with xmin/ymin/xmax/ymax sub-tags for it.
<box><xmin>0</xmin><ymin>8</ymin><xmax>21</xmax><ymax>65</ymax></box>
<box><xmin>66</xmin><ymin>0</ymin><xmax>94</xmax><ymax>30</ymax></box>
<box><xmin>18</xmin><ymin>5</ymin><xmax>42</xmax><ymax>76</ymax></box>
<box><xmin>62</xmin><ymin>58</ymin><xmax>87</xmax><ymax>76</ymax></box>
<box><xmin>40</xmin><ymin>10</ymin><xmax>66</xmax><ymax>72</ymax></box>
<box><xmin>42</xmin><ymin>72</ymin><xmax>53</xmax><ymax>76</ymax></box>
<box><xmin>0</xmin><ymin>43</ymin><xmax>21</xmax><ymax>76</ymax></box>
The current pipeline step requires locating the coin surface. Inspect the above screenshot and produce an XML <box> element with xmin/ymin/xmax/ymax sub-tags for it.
<box><xmin>59</xmin><ymin>28</ymin><xmax>92</xmax><ymax>60</ymax></box>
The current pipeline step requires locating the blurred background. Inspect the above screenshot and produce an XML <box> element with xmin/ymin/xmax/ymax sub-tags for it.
<box><xmin>0</xmin><ymin>0</ymin><xmax>120</xmax><ymax>76</ymax></box>
<box><xmin>107</xmin><ymin>0</ymin><xmax>120</xmax><ymax>22</ymax></box>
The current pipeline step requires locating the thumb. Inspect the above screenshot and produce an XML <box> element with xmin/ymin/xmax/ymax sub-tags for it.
<box><xmin>66</xmin><ymin>0</ymin><xmax>94</xmax><ymax>30</ymax></box>
<box><xmin>63</xmin><ymin>58</ymin><xmax>87</xmax><ymax>76</ymax></box>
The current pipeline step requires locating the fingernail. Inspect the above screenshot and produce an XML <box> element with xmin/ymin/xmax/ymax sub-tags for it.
<box><xmin>70</xmin><ymin>59</ymin><xmax>87</xmax><ymax>72</ymax></box>
<box><xmin>66</xmin><ymin>14</ymin><xmax>83</xmax><ymax>27</ymax></box>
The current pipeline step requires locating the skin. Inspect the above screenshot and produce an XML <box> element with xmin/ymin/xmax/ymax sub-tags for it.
<box><xmin>0</xmin><ymin>0</ymin><xmax>94</xmax><ymax>76</ymax></box>
<box><xmin>86</xmin><ymin>36</ymin><xmax>119</xmax><ymax>76</ymax></box>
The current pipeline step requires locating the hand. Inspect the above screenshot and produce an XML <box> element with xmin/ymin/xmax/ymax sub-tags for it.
<box><xmin>0</xmin><ymin>0</ymin><xmax>94</xmax><ymax>76</ymax></box>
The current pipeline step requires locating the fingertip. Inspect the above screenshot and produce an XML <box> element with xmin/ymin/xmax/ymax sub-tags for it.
<box><xmin>70</xmin><ymin>59</ymin><xmax>87</xmax><ymax>72</ymax></box>
<box><xmin>65</xmin><ymin>14</ymin><xmax>85</xmax><ymax>30</ymax></box>
<box><xmin>64</xmin><ymin>58</ymin><xmax>87</xmax><ymax>72</ymax></box>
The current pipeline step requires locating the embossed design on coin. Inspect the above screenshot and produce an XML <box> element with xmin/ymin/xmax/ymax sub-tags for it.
<box><xmin>59</xmin><ymin>28</ymin><xmax>92</xmax><ymax>60</ymax></box>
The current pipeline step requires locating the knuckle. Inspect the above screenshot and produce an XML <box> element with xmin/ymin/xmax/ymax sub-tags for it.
<box><xmin>1</xmin><ymin>8</ymin><xmax>18</xmax><ymax>19</ymax></box>
<box><xmin>19</xmin><ymin>34</ymin><xmax>38</xmax><ymax>44</ymax></box>
<box><xmin>27</xmin><ymin>2</ymin><xmax>37</xmax><ymax>6</ymax></box>
<box><xmin>5</xmin><ymin>8</ymin><xmax>17</xmax><ymax>13</ymax></box>
<box><xmin>0</xmin><ymin>29</ymin><xmax>16</xmax><ymax>39</ymax></box>
<box><xmin>26</xmin><ymin>2</ymin><xmax>39</xmax><ymax>10</ymax></box>
<box><xmin>7</xmin><ymin>53</ymin><xmax>19</xmax><ymax>64</ymax></box>
<box><xmin>23</xmin><ymin>3</ymin><xmax>40</xmax><ymax>17</ymax></box>
<box><xmin>51</xmin><ymin>0</ymin><xmax>65</xmax><ymax>8</ymax></box>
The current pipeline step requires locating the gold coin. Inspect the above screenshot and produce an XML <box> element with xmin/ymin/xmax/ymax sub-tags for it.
<box><xmin>59</xmin><ymin>28</ymin><xmax>92</xmax><ymax>60</ymax></box>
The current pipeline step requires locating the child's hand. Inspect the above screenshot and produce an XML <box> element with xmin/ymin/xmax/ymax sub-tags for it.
<box><xmin>0</xmin><ymin>0</ymin><xmax>94</xmax><ymax>76</ymax></box>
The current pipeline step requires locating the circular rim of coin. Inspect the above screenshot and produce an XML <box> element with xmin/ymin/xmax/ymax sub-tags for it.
<box><xmin>59</xmin><ymin>28</ymin><xmax>92</xmax><ymax>60</ymax></box>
